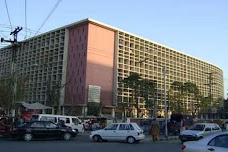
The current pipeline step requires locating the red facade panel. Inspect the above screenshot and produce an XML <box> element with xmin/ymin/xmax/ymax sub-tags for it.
<box><xmin>65</xmin><ymin>24</ymin><xmax>88</xmax><ymax>105</ymax></box>
<box><xmin>86</xmin><ymin>23</ymin><xmax>115</xmax><ymax>106</ymax></box>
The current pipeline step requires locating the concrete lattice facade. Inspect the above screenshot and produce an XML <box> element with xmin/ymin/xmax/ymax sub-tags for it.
<box><xmin>0</xmin><ymin>18</ymin><xmax>224</xmax><ymax>117</ymax></box>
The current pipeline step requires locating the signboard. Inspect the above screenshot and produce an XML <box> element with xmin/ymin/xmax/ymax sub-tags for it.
<box><xmin>88</xmin><ymin>85</ymin><xmax>101</xmax><ymax>103</ymax></box>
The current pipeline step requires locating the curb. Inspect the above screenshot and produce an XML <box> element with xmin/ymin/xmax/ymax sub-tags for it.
<box><xmin>159</xmin><ymin>137</ymin><xmax>179</xmax><ymax>141</ymax></box>
<box><xmin>144</xmin><ymin>135</ymin><xmax>179</xmax><ymax>141</ymax></box>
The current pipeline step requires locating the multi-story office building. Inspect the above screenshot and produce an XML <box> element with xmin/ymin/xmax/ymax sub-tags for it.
<box><xmin>0</xmin><ymin>18</ymin><xmax>224</xmax><ymax>117</ymax></box>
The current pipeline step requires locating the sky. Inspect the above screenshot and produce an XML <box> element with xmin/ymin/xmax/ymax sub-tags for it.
<box><xmin>0</xmin><ymin>0</ymin><xmax>227</xmax><ymax>97</ymax></box>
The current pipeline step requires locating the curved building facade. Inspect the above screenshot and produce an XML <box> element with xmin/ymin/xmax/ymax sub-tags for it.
<box><xmin>0</xmin><ymin>18</ymin><xmax>224</xmax><ymax>117</ymax></box>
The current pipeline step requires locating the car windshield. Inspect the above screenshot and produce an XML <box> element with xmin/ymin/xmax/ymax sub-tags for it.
<box><xmin>188</xmin><ymin>124</ymin><xmax>205</xmax><ymax>131</ymax></box>
<box><xmin>30</xmin><ymin>115</ymin><xmax>39</xmax><ymax>121</ymax></box>
<box><xmin>133</xmin><ymin>123</ymin><xmax>141</xmax><ymax>130</ymax></box>
<box><xmin>18</xmin><ymin>122</ymin><xmax>29</xmax><ymax>127</ymax></box>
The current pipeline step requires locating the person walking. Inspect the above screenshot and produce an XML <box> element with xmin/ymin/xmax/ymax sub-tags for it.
<box><xmin>180</xmin><ymin>118</ymin><xmax>186</xmax><ymax>133</ymax></box>
<box><xmin>150</xmin><ymin>119</ymin><xmax>160</xmax><ymax>142</ymax></box>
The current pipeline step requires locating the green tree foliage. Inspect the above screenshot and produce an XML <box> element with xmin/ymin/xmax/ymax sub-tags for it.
<box><xmin>87</xmin><ymin>102</ymin><xmax>104</xmax><ymax>116</ymax></box>
<box><xmin>168</xmin><ymin>81</ymin><xmax>186</xmax><ymax>113</ymax></box>
<box><xmin>0</xmin><ymin>75</ymin><xmax>28</xmax><ymax>114</ymax></box>
<box><xmin>121</xmin><ymin>72</ymin><xmax>142</xmax><ymax>117</ymax></box>
<box><xmin>140</xmin><ymin>79</ymin><xmax>157</xmax><ymax>109</ymax></box>
<box><xmin>0</xmin><ymin>82</ymin><xmax>12</xmax><ymax>113</ymax></box>
<box><xmin>184</xmin><ymin>82</ymin><xmax>201</xmax><ymax>117</ymax></box>
<box><xmin>120</xmin><ymin>72</ymin><xmax>156</xmax><ymax>118</ymax></box>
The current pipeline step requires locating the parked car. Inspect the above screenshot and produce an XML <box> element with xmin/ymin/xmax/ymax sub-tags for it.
<box><xmin>169</xmin><ymin>114</ymin><xmax>193</xmax><ymax>135</ymax></box>
<box><xmin>10</xmin><ymin>121</ymin><xmax>77</xmax><ymax>141</ymax></box>
<box><xmin>31</xmin><ymin>114</ymin><xmax>84</xmax><ymax>134</ymax></box>
<box><xmin>181</xmin><ymin>131</ymin><xmax>228</xmax><ymax>152</ymax></box>
<box><xmin>179</xmin><ymin>123</ymin><xmax>222</xmax><ymax>142</ymax></box>
<box><xmin>90</xmin><ymin>122</ymin><xmax>145</xmax><ymax>144</ymax></box>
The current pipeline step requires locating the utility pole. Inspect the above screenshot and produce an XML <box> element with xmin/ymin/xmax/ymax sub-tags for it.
<box><xmin>162</xmin><ymin>66</ymin><xmax>168</xmax><ymax>138</ymax></box>
<box><xmin>1</xmin><ymin>27</ymin><xmax>23</xmax><ymax>116</ymax></box>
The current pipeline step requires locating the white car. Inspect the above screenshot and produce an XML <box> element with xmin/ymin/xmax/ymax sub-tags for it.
<box><xmin>182</xmin><ymin>131</ymin><xmax>228</xmax><ymax>152</ymax></box>
<box><xmin>179</xmin><ymin>123</ymin><xmax>222</xmax><ymax>142</ymax></box>
<box><xmin>89</xmin><ymin>122</ymin><xmax>145</xmax><ymax>144</ymax></box>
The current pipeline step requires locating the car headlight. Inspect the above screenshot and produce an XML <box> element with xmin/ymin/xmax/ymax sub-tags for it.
<box><xmin>72</xmin><ymin>129</ymin><xmax>76</xmax><ymax>132</ymax></box>
<box><xmin>193</xmin><ymin>134</ymin><xmax>198</xmax><ymax>137</ymax></box>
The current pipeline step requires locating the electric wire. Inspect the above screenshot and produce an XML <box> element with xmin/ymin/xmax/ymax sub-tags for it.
<box><xmin>34</xmin><ymin>0</ymin><xmax>62</xmax><ymax>36</ymax></box>
<box><xmin>4</xmin><ymin>0</ymin><xmax>12</xmax><ymax>32</ymax></box>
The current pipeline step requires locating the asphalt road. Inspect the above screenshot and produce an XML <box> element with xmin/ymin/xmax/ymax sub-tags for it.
<box><xmin>0</xmin><ymin>135</ymin><xmax>182</xmax><ymax>152</ymax></box>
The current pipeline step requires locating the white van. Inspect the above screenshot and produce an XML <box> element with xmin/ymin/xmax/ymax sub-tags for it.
<box><xmin>31</xmin><ymin>114</ymin><xmax>84</xmax><ymax>134</ymax></box>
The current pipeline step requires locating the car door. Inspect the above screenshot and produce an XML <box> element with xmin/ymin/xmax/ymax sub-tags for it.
<box><xmin>204</xmin><ymin>125</ymin><xmax>212</xmax><ymax>136</ymax></box>
<box><xmin>44</xmin><ymin>121</ymin><xmax>60</xmax><ymax>138</ymax></box>
<box><xmin>30</xmin><ymin>122</ymin><xmax>46</xmax><ymax>139</ymax></box>
<box><xmin>207</xmin><ymin>134</ymin><xmax>228</xmax><ymax>152</ymax></box>
<box><xmin>71</xmin><ymin>117</ymin><xmax>84</xmax><ymax>133</ymax></box>
<box><xmin>101</xmin><ymin>124</ymin><xmax>119</xmax><ymax>140</ymax></box>
<box><xmin>116</xmin><ymin>124</ymin><xmax>134</xmax><ymax>141</ymax></box>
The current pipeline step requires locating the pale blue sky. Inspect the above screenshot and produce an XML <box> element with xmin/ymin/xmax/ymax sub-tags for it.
<box><xmin>0</xmin><ymin>0</ymin><xmax>227</xmax><ymax>97</ymax></box>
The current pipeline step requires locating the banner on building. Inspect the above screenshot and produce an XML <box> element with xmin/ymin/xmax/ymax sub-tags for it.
<box><xmin>88</xmin><ymin>85</ymin><xmax>101</xmax><ymax>103</ymax></box>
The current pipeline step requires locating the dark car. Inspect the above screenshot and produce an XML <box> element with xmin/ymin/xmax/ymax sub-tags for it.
<box><xmin>10</xmin><ymin>121</ymin><xmax>77</xmax><ymax>141</ymax></box>
<box><xmin>169</xmin><ymin>114</ymin><xmax>193</xmax><ymax>135</ymax></box>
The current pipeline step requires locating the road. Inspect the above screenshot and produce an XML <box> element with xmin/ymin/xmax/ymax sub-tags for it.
<box><xmin>0</xmin><ymin>135</ymin><xmax>182</xmax><ymax>152</ymax></box>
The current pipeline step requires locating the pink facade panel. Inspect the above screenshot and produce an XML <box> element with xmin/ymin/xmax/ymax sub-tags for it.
<box><xmin>86</xmin><ymin>23</ymin><xmax>115</xmax><ymax>106</ymax></box>
<box><xmin>65</xmin><ymin>24</ymin><xmax>88</xmax><ymax>105</ymax></box>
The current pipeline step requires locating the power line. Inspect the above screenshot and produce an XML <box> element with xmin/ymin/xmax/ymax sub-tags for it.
<box><xmin>24</xmin><ymin>0</ymin><xmax>27</xmax><ymax>39</ymax></box>
<box><xmin>0</xmin><ymin>24</ymin><xmax>40</xmax><ymax>34</ymax></box>
<box><xmin>34</xmin><ymin>0</ymin><xmax>62</xmax><ymax>36</ymax></box>
<box><xmin>4</xmin><ymin>0</ymin><xmax>12</xmax><ymax>31</ymax></box>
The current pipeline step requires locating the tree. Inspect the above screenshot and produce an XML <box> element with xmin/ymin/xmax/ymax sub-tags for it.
<box><xmin>0</xmin><ymin>74</ymin><xmax>28</xmax><ymax>115</ymax></box>
<box><xmin>184</xmin><ymin>82</ymin><xmax>201</xmax><ymax>117</ymax></box>
<box><xmin>140</xmin><ymin>79</ymin><xmax>157</xmax><ymax>109</ymax></box>
<box><xmin>87</xmin><ymin>102</ymin><xmax>104</xmax><ymax>116</ymax></box>
<box><xmin>168</xmin><ymin>81</ymin><xmax>186</xmax><ymax>113</ymax></box>
<box><xmin>198</xmin><ymin>96</ymin><xmax>211</xmax><ymax>119</ymax></box>
<box><xmin>121</xmin><ymin>72</ymin><xmax>143</xmax><ymax>117</ymax></box>
<box><xmin>0</xmin><ymin>83</ymin><xmax>12</xmax><ymax>114</ymax></box>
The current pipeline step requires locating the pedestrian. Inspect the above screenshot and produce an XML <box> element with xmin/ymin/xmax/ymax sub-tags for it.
<box><xmin>180</xmin><ymin>118</ymin><xmax>186</xmax><ymax>133</ymax></box>
<box><xmin>150</xmin><ymin>119</ymin><xmax>160</xmax><ymax>142</ymax></box>
<box><xmin>0</xmin><ymin>118</ymin><xmax>8</xmax><ymax>135</ymax></box>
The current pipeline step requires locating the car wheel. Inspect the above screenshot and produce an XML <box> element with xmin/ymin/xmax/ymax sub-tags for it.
<box><xmin>63</xmin><ymin>132</ymin><xmax>71</xmax><ymax>141</ymax></box>
<box><xmin>92</xmin><ymin>135</ymin><xmax>101</xmax><ymax>142</ymax></box>
<box><xmin>24</xmin><ymin>133</ymin><xmax>33</xmax><ymax>141</ymax></box>
<box><xmin>127</xmin><ymin>136</ymin><xmax>135</xmax><ymax>144</ymax></box>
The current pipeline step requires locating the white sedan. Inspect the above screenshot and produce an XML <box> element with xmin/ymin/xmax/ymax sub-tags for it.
<box><xmin>182</xmin><ymin>132</ymin><xmax>228</xmax><ymax>152</ymax></box>
<box><xmin>90</xmin><ymin>122</ymin><xmax>145</xmax><ymax>144</ymax></box>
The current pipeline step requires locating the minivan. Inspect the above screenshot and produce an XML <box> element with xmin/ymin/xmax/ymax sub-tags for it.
<box><xmin>31</xmin><ymin>114</ymin><xmax>84</xmax><ymax>134</ymax></box>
